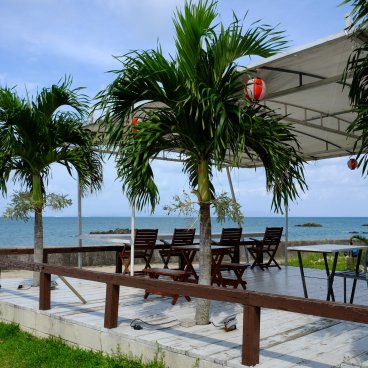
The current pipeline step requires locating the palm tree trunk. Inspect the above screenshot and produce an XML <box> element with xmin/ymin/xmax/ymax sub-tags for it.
<box><xmin>195</xmin><ymin>159</ymin><xmax>212</xmax><ymax>325</ymax></box>
<box><xmin>33</xmin><ymin>207</ymin><xmax>43</xmax><ymax>286</ymax></box>
<box><xmin>32</xmin><ymin>174</ymin><xmax>43</xmax><ymax>286</ymax></box>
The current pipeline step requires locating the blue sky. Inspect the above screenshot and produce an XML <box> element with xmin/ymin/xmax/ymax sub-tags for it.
<box><xmin>1</xmin><ymin>0</ymin><xmax>366</xmax><ymax>218</ymax></box>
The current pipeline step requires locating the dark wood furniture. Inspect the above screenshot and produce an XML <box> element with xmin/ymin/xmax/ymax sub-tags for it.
<box><xmin>211</xmin><ymin>250</ymin><xmax>247</xmax><ymax>290</ymax></box>
<box><xmin>247</xmin><ymin>227</ymin><xmax>283</xmax><ymax>270</ymax></box>
<box><xmin>142</xmin><ymin>268</ymin><xmax>191</xmax><ymax>305</ymax></box>
<box><xmin>212</xmin><ymin>227</ymin><xmax>242</xmax><ymax>263</ymax></box>
<box><xmin>159</xmin><ymin>228</ymin><xmax>196</xmax><ymax>269</ymax></box>
<box><xmin>171</xmin><ymin>244</ymin><xmax>246</xmax><ymax>289</ymax></box>
<box><xmin>119</xmin><ymin>229</ymin><xmax>158</xmax><ymax>274</ymax></box>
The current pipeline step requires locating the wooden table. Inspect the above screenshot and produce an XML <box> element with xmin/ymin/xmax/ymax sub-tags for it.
<box><xmin>288</xmin><ymin>244</ymin><xmax>368</xmax><ymax>301</ymax></box>
<box><xmin>170</xmin><ymin>245</ymin><xmax>234</xmax><ymax>285</ymax></box>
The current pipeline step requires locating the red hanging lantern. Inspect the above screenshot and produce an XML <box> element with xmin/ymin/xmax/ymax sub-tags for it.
<box><xmin>347</xmin><ymin>158</ymin><xmax>358</xmax><ymax>170</ymax></box>
<box><xmin>131</xmin><ymin>117</ymin><xmax>139</xmax><ymax>133</ymax></box>
<box><xmin>245</xmin><ymin>77</ymin><xmax>267</xmax><ymax>101</ymax></box>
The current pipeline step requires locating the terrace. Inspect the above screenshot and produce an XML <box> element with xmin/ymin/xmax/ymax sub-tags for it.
<box><xmin>0</xmin><ymin>254</ymin><xmax>368</xmax><ymax>368</ymax></box>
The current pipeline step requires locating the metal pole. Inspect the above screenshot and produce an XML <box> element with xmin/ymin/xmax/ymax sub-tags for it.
<box><xmin>226</xmin><ymin>166</ymin><xmax>237</xmax><ymax>203</ymax></box>
<box><xmin>130</xmin><ymin>206</ymin><xmax>135</xmax><ymax>276</ymax></box>
<box><xmin>77</xmin><ymin>177</ymin><xmax>83</xmax><ymax>269</ymax></box>
<box><xmin>284</xmin><ymin>203</ymin><xmax>289</xmax><ymax>267</ymax></box>
<box><xmin>225</xmin><ymin>166</ymin><xmax>248</xmax><ymax>263</ymax></box>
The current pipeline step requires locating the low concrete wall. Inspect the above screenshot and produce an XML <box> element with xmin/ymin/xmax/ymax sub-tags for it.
<box><xmin>1</xmin><ymin>239</ymin><xmax>360</xmax><ymax>269</ymax></box>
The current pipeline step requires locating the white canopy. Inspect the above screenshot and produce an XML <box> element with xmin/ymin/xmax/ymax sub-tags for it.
<box><xmin>238</xmin><ymin>30</ymin><xmax>363</xmax><ymax>167</ymax></box>
<box><xmin>89</xmin><ymin>30</ymin><xmax>365</xmax><ymax>166</ymax></box>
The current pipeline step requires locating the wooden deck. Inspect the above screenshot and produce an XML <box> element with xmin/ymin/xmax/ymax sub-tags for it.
<box><xmin>0</xmin><ymin>266</ymin><xmax>368</xmax><ymax>367</ymax></box>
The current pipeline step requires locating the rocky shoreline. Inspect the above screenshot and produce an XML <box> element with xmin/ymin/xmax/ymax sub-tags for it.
<box><xmin>90</xmin><ymin>228</ymin><xmax>130</xmax><ymax>234</ymax></box>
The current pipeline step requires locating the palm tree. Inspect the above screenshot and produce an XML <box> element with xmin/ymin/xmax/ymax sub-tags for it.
<box><xmin>342</xmin><ymin>0</ymin><xmax>368</xmax><ymax>169</ymax></box>
<box><xmin>0</xmin><ymin>77</ymin><xmax>103</xmax><ymax>286</ymax></box>
<box><xmin>97</xmin><ymin>0</ymin><xmax>306</xmax><ymax>324</ymax></box>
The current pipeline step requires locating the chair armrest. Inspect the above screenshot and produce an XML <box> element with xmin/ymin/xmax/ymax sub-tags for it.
<box><xmin>211</xmin><ymin>240</ymin><xmax>220</xmax><ymax>245</ymax></box>
<box><xmin>160</xmin><ymin>239</ymin><xmax>170</xmax><ymax>246</ymax></box>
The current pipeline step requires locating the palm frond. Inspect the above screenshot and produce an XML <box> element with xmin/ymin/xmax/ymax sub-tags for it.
<box><xmin>96</xmin><ymin>0</ymin><xmax>305</xmax><ymax>212</ymax></box>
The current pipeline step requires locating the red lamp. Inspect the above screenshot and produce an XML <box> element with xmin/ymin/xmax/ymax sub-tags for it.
<box><xmin>347</xmin><ymin>158</ymin><xmax>358</xmax><ymax>170</ymax></box>
<box><xmin>245</xmin><ymin>77</ymin><xmax>267</xmax><ymax>101</ymax></box>
<box><xmin>131</xmin><ymin>117</ymin><xmax>139</xmax><ymax>133</ymax></box>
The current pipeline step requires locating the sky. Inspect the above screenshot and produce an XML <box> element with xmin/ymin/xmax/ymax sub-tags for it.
<box><xmin>0</xmin><ymin>0</ymin><xmax>367</xmax><ymax>218</ymax></box>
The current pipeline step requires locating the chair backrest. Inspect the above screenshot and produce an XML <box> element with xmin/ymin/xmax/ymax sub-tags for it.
<box><xmin>171</xmin><ymin>228</ymin><xmax>196</xmax><ymax>246</ymax></box>
<box><xmin>219</xmin><ymin>228</ymin><xmax>242</xmax><ymax>246</ymax></box>
<box><xmin>263</xmin><ymin>227</ymin><xmax>283</xmax><ymax>249</ymax></box>
<box><xmin>134</xmin><ymin>229</ymin><xmax>158</xmax><ymax>251</ymax></box>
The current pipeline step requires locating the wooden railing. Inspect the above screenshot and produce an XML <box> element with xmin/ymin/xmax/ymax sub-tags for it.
<box><xmin>1</xmin><ymin>255</ymin><xmax>368</xmax><ymax>366</ymax></box>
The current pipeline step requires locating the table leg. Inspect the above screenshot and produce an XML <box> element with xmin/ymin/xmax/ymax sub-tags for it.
<box><xmin>297</xmin><ymin>251</ymin><xmax>308</xmax><ymax>298</ymax></box>
<box><xmin>211</xmin><ymin>252</ymin><xmax>225</xmax><ymax>286</ymax></box>
<box><xmin>350</xmin><ymin>249</ymin><xmax>363</xmax><ymax>304</ymax></box>
<box><xmin>325</xmin><ymin>252</ymin><xmax>337</xmax><ymax>302</ymax></box>
<box><xmin>181</xmin><ymin>250</ymin><xmax>198</xmax><ymax>281</ymax></box>
<box><xmin>233</xmin><ymin>246</ymin><xmax>240</xmax><ymax>263</ymax></box>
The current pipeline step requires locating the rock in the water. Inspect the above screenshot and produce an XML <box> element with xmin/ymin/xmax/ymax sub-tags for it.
<box><xmin>295</xmin><ymin>223</ymin><xmax>322</xmax><ymax>227</ymax></box>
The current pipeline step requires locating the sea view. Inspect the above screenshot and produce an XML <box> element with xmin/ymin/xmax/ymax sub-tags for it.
<box><xmin>1</xmin><ymin>216</ymin><xmax>368</xmax><ymax>247</ymax></box>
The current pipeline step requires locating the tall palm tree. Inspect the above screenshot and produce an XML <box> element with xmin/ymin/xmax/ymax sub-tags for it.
<box><xmin>342</xmin><ymin>0</ymin><xmax>368</xmax><ymax>169</ymax></box>
<box><xmin>97</xmin><ymin>0</ymin><xmax>306</xmax><ymax>324</ymax></box>
<box><xmin>0</xmin><ymin>77</ymin><xmax>103</xmax><ymax>286</ymax></box>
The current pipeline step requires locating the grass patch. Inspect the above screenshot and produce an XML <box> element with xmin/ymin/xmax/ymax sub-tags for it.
<box><xmin>287</xmin><ymin>252</ymin><xmax>364</xmax><ymax>271</ymax></box>
<box><xmin>0</xmin><ymin>322</ymin><xmax>166</xmax><ymax>368</ymax></box>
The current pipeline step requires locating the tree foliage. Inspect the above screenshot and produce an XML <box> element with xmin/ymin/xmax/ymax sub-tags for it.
<box><xmin>342</xmin><ymin>0</ymin><xmax>368</xmax><ymax>171</ymax></box>
<box><xmin>163</xmin><ymin>190</ymin><xmax>244</xmax><ymax>224</ymax></box>
<box><xmin>0</xmin><ymin>77</ymin><xmax>103</xmax><ymax>200</ymax></box>
<box><xmin>3</xmin><ymin>191</ymin><xmax>72</xmax><ymax>221</ymax></box>
<box><xmin>96</xmin><ymin>0</ymin><xmax>306</xmax><ymax>212</ymax></box>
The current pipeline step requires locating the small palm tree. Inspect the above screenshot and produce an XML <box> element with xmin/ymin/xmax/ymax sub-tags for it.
<box><xmin>342</xmin><ymin>0</ymin><xmax>368</xmax><ymax>169</ymax></box>
<box><xmin>0</xmin><ymin>77</ymin><xmax>103</xmax><ymax>286</ymax></box>
<box><xmin>97</xmin><ymin>0</ymin><xmax>306</xmax><ymax>324</ymax></box>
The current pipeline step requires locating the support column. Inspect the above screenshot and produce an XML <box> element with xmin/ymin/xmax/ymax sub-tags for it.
<box><xmin>225</xmin><ymin>166</ymin><xmax>247</xmax><ymax>263</ymax></box>
<box><xmin>130</xmin><ymin>206</ymin><xmax>135</xmax><ymax>276</ymax></box>
<box><xmin>78</xmin><ymin>177</ymin><xmax>83</xmax><ymax>269</ymax></box>
<box><xmin>284</xmin><ymin>204</ymin><xmax>289</xmax><ymax>267</ymax></box>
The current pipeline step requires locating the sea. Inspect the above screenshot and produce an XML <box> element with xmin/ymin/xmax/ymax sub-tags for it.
<box><xmin>1</xmin><ymin>217</ymin><xmax>368</xmax><ymax>248</ymax></box>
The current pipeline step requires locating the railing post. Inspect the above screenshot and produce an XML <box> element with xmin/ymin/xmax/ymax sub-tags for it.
<box><xmin>39</xmin><ymin>271</ymin><xmax>51</xmax><ymax>310</ymax></box>
<box><xmin>242</xmin><ymin>305</ymin><xmax>261</xmax><ymax>366</ymax></box>
<box><xmin>104</xmin><ymin>283</ymin><xmax>120</xmax><ymax>328</ymax></box>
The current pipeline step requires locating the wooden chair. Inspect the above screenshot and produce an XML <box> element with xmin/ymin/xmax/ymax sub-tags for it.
<box><xmin>159</xmin><ymin>228</ymin><xmax>196</xmax><ymax>269</ymax></box>
<box><xmin>212</xmin><ymin>227</ymin><xmax>243</xmax><ymax>263</ymax></box>
<box><xmin>247</xmin><ymin>227</ymin><xmax>283</xmax><ymax>270</ymax></box>
<box><xmin>119</xmin><ymin>229</ymin><xmax>158</xmax><ymax>274</ymax></box>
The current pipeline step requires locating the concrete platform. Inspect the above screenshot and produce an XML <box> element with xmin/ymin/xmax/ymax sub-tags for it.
<box><xmin>0</xmin><ymin>266</ymin><xmax>368</xmax><ymax>367</ymax></box>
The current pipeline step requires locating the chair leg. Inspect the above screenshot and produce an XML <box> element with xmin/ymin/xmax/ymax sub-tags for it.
<box><xmin>250</xmin><ymin>248</ymin><xmax>265</xmax><ymax>270</ymax></box>
<box><xmin>164</xmin><ymin>254</ymin><xmax>171</xmax><ymax>269</ymax></box>
<box><xmin>247</xmin><ymin>248</ymin><xmax>260</xmax><ymax>269</ymax></box>
<box><xmin>159</xmin><ymin>251</ymin><xmax>170</xmax><ymax>269</ymax></box>
<box><xmin>265</xmin><ymin>251</ymin><xmax>281</xmax><ymax>270</ymax></box>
